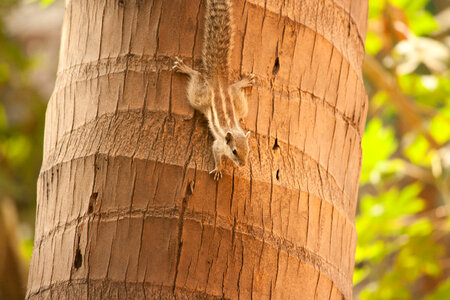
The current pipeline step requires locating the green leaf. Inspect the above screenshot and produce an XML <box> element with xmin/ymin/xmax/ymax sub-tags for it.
<box><xmin>368</xmin><ymin>0</ymin><xmax>386</xmax><ymax>19</ymax></box>
<box><xmin>361</xmin><ymin>118</ymin><xmax>398</xmax><ymax>185</ymax></box>
<box><xmin>20</xmin><ymin>238</ymin><xmax>34</xmax><ymax>263</ymax></box>
<box><xmin>409</xmin><ymin>10</ymin><xmax>439</xmax><ymax>36</ymax></box>
<box><xmin>404</xmin><ymin>134</ymin><xmax>430</xmax><ymax>166</ymax></box>
<box><xmin>430</xmin><ymin>109</ymin><xmax>450</xmax><ymax>144</ymax></box>
<box><xmin>1</xmin><ymin>135</ymin><xmax>31</xmax><ymax>164</ymax></box>
<box><xmin>29</xmin><ymin>0</ymin><xmax>55</xmax><ymax>7</ymax></box>
<box><xmin>40</xmin><ymin>0</ymin><xmax>55</xmax><ymax>7</ymax></box>
<box><xmin>390</xmin><ymin>0</ymin><xmax>438</xmax><ymax>36</ymax></box>
<box><xmin>366</xmin><ymin>32</ymin><xmax>383</xmax><ymax>55</ymax></box>
<box><xmin>391</xmin><ymin>0</ymin><xmax>428</xmax><ymax>13</ymax></box>
<box><xmin>406</xmin><ymin>219</ymin><xmax>432</xmax><ymax>236</ymax></box>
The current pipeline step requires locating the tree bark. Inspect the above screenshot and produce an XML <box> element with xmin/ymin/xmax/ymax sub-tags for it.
<box><xmin>27</xmin><ymin>0</ymin><xmax>368</xmax><ymax>299</ymax></box>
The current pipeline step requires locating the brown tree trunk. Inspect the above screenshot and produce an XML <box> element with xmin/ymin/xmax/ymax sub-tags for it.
<box><xmin>26</xmin><ymin>0</ymin><xmax>368</xmax><ymax>299</ymax></box>
<box><xmin>0</xmin><ymin>199</ymin><xmax>27</xmax><ymax>300</ymax></box>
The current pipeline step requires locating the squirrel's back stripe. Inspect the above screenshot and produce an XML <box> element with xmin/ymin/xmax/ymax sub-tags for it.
<box><xmin>209</xmin><ymin>82</ymin><xmax>238</xmax><ymax>134</ymax></box>
<box><xmin>202</xmin><ymin>0</ymin><xmax>233</xmax><ymax>79</ymax></box>
<box><xmin>219</xmin><ymin>85</ymin><xmax>232</xmax><ymax>128</ymax></box>
<box><xmin>209</xmin><ymin>88</ymin><xmax>225</xmax><ymax>137</ymax></box>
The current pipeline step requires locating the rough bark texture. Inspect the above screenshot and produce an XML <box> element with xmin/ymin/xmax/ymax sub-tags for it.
<box><xmin>27</xmin><ymin>0</ymin><xmax>368</xmax><ymax>299</ymax></box>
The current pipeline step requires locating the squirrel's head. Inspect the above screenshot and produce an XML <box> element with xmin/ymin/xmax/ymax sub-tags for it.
<box><xmin>225</xmin><ymin>130</ymin><xmax>250</xmax><ymax>167</ymax></box>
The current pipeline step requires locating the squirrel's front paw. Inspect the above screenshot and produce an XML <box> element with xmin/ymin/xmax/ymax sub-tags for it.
<box><xmin>241</xmin><ymin>73</ymin><xmax>256</xmax><ymax>87</ymax></box>
<box><xmin>209</xmin><ymin>168</ymin><xmax>223</xmax><ymax>181</ymax></box>
<box><xmin>172</xmin><ymin>56</ymin><xmax>185</xmax><ymax>72</ymax></box>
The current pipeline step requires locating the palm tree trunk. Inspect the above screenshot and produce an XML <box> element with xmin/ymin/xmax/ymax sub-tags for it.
<box><xmin>26</xmin><ymin>0</ymin><xmax>368</xmax><ymax>299</ymax></box>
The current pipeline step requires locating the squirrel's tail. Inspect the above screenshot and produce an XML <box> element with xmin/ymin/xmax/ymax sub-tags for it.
<box><xmin>202</xmin><ymin>0</ymin><xmax>233</xmax><ymax>79</ymax></box>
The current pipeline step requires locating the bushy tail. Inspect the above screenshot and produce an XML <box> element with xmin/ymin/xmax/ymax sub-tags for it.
<box><xmin>202</xmin><ymin>0</ymin><xmax>233</xmax><ymax>79</ymax></box>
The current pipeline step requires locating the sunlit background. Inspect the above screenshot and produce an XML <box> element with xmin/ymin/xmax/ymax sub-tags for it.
<box><xmin>0</xmin><ymin>0</ymin><xmax>449</xmax><ymax>299</ymax></box>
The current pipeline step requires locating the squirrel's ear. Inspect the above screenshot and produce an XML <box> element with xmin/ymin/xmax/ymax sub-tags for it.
<box><xmin>245</xmin><ymin>131</ymin><xmax>251</xmax><ymax>138</ymax></box>
<box><xmin>225</xmin><ymin>132</ymin><xmax>233</xmax><ymax>144</ymax></box>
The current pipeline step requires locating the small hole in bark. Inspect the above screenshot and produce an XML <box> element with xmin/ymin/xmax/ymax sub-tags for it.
<box><xmin>88</xmin><ymin>192</ymin><xmax>98</xmax><ymax>214</ymax></box>
<box><xmin>74</xmin><ymin>235</ymin><xmax>82</xmax><ymax>269</ymax></box>
<box><xmin>276</xmin><ymin>169</ymin><xmax>280</xmax><ymax>180</ymax></box>
<box><xmin>118</xmin><ymin>0</ymin><xmax>125</xmax><ymax>6</ymax></box>
<box><xmin>74</xmin><ymin>248</ymin><xmax>82</xmax><ymax>269</ymax></box>
<box><xmin>273</xmin><ymin>138</ymin><xmax>279</xmax><ymax>151</ymax></box>
<box><xmin>272</xmin><ymin>57</ymin><xmax>280</xmax><ymax>75</ymax></box>
<box><xmin>185</xmin><ymin>181</ymin><xmax>195</xmax><ymax>197</ymax></box>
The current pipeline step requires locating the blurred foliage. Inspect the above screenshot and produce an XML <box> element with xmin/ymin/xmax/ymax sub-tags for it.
<box><xmin>0</xmin><ymin>0</ymin><xmax>46</xmax><ymax>275</ymax></box>
<box><xmin>356</xmin><ymin>0</ymin><xmax>450</xmax><ymax>299</ymax></box>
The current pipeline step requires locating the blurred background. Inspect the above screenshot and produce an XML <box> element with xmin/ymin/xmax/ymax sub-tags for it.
<box><xmin>0</xmin><ymin>0</ymin><xmax>448</xmax><ymax>299</ymax></box>
<box><xmin>0</xmin><ymin>0</ymin><xmax>63</xmax><ymax>299</ymax></box>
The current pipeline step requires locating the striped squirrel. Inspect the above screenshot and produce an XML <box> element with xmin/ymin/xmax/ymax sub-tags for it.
<box><xmin>173</xmin><ymin>0</ymin><xmax>254</xmax><ymax>180</ymax></box>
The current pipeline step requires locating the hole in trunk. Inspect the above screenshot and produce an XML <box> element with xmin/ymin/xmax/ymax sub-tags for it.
<box><xmin>185</xmin><ymin>181</ymin><xmax>195</xmax><ymax>197</ymax></box>
<box><xmin>88</xmin><ymin>192</ymin><xmax>98</xmax><ymax>214</ymax></box>
<box><xmin>272</xmin><ymin>57</ymin><xmax>280</xmax><ymax>75</ymax></box>
<box><xmin>74</xmin><ymin>248</ymin><xmax>82</xmax><ymax>269</ymax></box>
<box><xmin>74</xmin><ymin>235</ymin><xmax>82</xmax><ymax>269</ymax></box>
<box><xmin>273</xmin><ymin>138</ymin><xmax>279</xmax><ymax>151</ymax></box>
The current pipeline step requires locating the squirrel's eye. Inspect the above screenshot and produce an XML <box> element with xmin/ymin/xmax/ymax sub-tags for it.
<box><xmin>232</xmin><ymin>149</ymin><xmax>237</xmax><ymax>155</ymax></box>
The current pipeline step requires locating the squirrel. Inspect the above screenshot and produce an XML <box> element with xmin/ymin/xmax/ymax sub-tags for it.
<box><xmin>173</xmin><ymin>0</ymin><xmax>254</xmax><ymax>180</ymax></box>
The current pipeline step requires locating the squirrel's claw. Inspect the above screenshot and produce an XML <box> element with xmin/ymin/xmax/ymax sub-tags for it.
<box><xmin>248</xmin><ymin>73</ymin><xmax>256</xmax><ymax>84</ymax></box>
<box><xmin>240</xmin><ymin>73</ymin><xmax>256</xmax><ymax>87</ymax></box>
<box><xmin>172</xmin><ymin>56</ymin><xmax>196</xmax><ymax>76</ymax></box>
<box><xmin>209</xmin><ymin>169</ymin><xmax>223</xmax><ymax>181</ymax></box>
<box><xmin>172</xmin><ymin>56</ymin><xmax>184</xmax><ymax>71</ymax></box>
